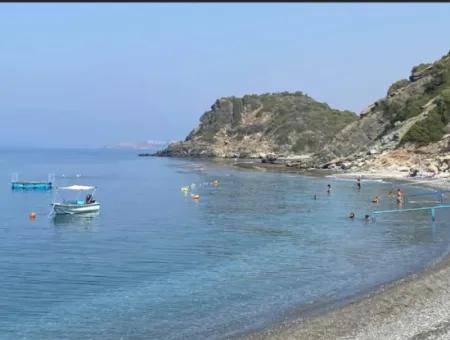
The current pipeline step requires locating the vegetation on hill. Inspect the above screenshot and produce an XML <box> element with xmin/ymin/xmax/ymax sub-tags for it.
<box><xmin>401</xmin><ymin>89</ymin><xmax>450</xmax><ymax>145</ymax></box>
<box><xmin>158</xmin><ymin>91</ymin><xmax>357</xmax><ymax>157</ymax></box>
<box><xmin>316</xmin><ymin>50</ymin><xmax>450</xmax><ymax>163</ymax></box>
<box><xmin>158</xmin><ymin>50</ymin><xmax>450</xmax><ymax>163</ymax></box>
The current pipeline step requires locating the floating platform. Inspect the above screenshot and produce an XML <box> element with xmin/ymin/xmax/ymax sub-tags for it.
<box><xmin>11</xmin><ymin>173</ymin><xmax>55</xmax><ymax>191</ymax></box>
<box><xmin>11</xmin><ymin>181</ymin><xmax>53</xmax><ymax>190</ymax></box>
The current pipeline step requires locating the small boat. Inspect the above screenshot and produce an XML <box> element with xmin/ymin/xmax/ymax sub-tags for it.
<box><xmin>11</xmin><ymin>173</ymin><xmax>54</xmax><ymax>191</ymax></box>
<box><xmin>51</xmin><ymin>185</ymin><xmax>100</xmax><ymax>215</ymax></box>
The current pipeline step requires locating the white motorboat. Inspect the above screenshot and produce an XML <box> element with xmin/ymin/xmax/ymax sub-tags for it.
<box><xmin>51</xmin><ymin>185</ymin><xmax>100</xmax><ymax>215</ymax></box>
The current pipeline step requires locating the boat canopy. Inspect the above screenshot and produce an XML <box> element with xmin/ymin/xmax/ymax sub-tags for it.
<box><xmin>58</xmin><ymin>185</ymin><xmax>96</xmax><ymax>191</ymax></box>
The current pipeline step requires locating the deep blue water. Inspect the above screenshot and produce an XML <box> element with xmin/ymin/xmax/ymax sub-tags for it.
<box><xmin>1</xmin><ymin>149</ymin><xmax>450</xmax><ymax>339</ymax></box>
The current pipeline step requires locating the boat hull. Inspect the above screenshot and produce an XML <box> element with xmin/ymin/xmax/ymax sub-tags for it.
<box><xmin>52</xmin><ymin>202</ymin><xmax>100</xmax><ymax>215</ymax></box>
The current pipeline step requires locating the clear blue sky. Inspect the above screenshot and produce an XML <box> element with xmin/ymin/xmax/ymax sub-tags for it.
<box><xmin>1</xmin><ymin>3</ymin><xmax>450</xmax><ymax>148</ymax></box>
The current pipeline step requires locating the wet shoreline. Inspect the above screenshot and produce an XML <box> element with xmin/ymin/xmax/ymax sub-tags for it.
<box><xmin>243</xmin><ymin>249</ymin><xmax>450</xmax><ymax>339</ymax></box>
<box><xmin>159</xmin><ymin>156</ymin><xmax>450</xmax><ymax>339</ymax></box>
<box><xmin>230</xmin><ymin>159</ymin><xmax>450</xmax><ymax>339</ymax></box>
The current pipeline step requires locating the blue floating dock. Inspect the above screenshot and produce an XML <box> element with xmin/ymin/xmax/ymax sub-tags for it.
<box><xmin>11</xmin><ymin>181</ymin><xmax>53</xmax><ymax>191</ymax></box>
<box><xmin>11</xmin><ymin>173</ymin><xmax>54</xmax><ymax>191</ymax></box>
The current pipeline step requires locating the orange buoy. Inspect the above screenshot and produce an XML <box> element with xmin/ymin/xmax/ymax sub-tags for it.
<box><xmin>191</xmin><ymin>194</ymin><xmax>200</xmax><ymax>200</ymax></box>
<box><xmin>29</xmin><ymin>212</ymin><xmax>37</xmax><ymax>220</ymax></box>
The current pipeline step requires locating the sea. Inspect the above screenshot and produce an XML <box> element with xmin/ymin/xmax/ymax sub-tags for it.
<box><xmin>1</xmin><ymin>148</ymin><xmax>450</xmax><ymax>339</ymax></box>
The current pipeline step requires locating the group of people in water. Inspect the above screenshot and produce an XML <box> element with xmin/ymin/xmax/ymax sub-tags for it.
<box><xmin>181</xmin><ymin>179</ymin><xmax>221</xmax><ymax>200</ymax></box>
<box><xmin>370</xmin><ymin>190</ymin><xmax>403</xmax><ymax>205</ymax></box>
<box><xmin>315</xmin><ymin>176</ymin><xmax>405</xmax><ymax>223</ymax></box>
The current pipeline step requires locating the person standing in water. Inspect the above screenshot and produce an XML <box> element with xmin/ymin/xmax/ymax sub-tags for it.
<box><xmin>356</xmin><ymin>177</ymin><xmax>361</xmax><ymax>190</ymax></box>
<box><xmin>327</xmin><ymin>184</ymin><xmax>331</xmax><ymax>194</ymax></box>
<box><xmin>396</xmin><ymin>188</ymin><xmax>403</xmax><ymax>206</ymax></box>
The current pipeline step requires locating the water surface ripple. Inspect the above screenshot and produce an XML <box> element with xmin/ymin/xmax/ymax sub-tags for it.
<box><xmin>0</xmin><ymin>149</ymin><xmax>449</xmax><ymax>339</ymax></box>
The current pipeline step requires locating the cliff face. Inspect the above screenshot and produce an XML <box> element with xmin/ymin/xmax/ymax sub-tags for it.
<box><xmin>156</xmin><ymin>92</ymin><xmax>357</xmax><ymax>158</ymax></box>
<box><xmin>317</xmin><ymin>50</ymin><xmax>450</xmax><ymax>174</ymax></box>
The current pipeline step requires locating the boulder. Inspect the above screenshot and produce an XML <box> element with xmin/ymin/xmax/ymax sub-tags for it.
<box><xmin>261</xmin><ymin>153</ymin><xmax>278</xmax><ymax>164</ymax></box>
<box><xmin>340</xmin><ymin>162</ymin><xmax>352</xmax><ymax>170</ymax></box>
<box><xmin>397</xmin><ymin>166</ymin><xmax>410</xmax><ymax>172</ymax></box>
<box><xmin>409</xmin><ymin>168</ymin><xmax>419</xmax><ymax>177</ymax></box>
<box><xmin>427</xmin><ymin>164</ymin><xmax>439</xmax><ymax>174</ymax></box>
<box><xmin>440</xmin><ymin>164</ymin><xmax>449</xmax><ymax>172</ymax></box>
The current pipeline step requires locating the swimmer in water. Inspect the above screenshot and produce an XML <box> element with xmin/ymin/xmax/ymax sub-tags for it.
<box><xmin>313</xmin><ymin>194</ymin><xmax>317</xmax><ymax>200</ymax></box>
<box><xmin>349</xmin><ymin>212</ymin><xmax>355</xmax><ymax>219</ymax></box>
<box><xmin>364</xmin><ymin>214</ymin><xmax>371</xmax><ymax>223</ymax></box>
<box><xmin>327</xmin><ymin>184</ymin><xmax>331</xmax><ymax>194</ymax></box>
<box><xmin>372</xmin><ymin>196</ymin><xmax>380</xmax><ymax>204</ymax></box>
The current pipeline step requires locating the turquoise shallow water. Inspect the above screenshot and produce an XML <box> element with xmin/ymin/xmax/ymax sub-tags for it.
<box><xmin>1</xmin><ymin>149</ymin><xmax>450</xmax><ymax>339</ymax></box>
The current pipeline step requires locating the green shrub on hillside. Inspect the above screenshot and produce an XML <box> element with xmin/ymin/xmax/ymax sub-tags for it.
<box><xmin>385</xmin><ymin>57</ymin><xmax>450</xmax><ymax>126</ymax></box>
<box><xmin>291</xmin><ymin>134</ymin><xmax>319</xmax><ymax>153</ymax></box>
<box><xmin>412</xmin><ymin>63</ymin><xmax>431</xmax><ymax>74</ymax></box>
<box><xmin>387</xmin><ymin>79</ymin><xmax>410</xmax><ymax>96</ymax></box>
<box><xmin>441</xmin><ymin>88</ymin><xmax>450</xmax><ymax>103</ymax></box>
<box><xmin>231</xmin><ymin>98</ymin><xmax>243</xmax><ymax>126</ymax></box>
<box><xmin>189</xmin><ymin>91</ymin><xmax>357</xmax><ymax>153</ymax></box>
<box><xmin>391</xmin><ymin>96</ymin><xmax>428</xmax><ymax>123</ymax></box>
<box><xmin>401</xmin><ymin>93</ymin><xmax>450</xmax><ymax>145</ymax></box>
<box><xmin>260</xmin><ymin>95</ymin><xmax>278</xmax><ymax>112</ymax></box>
<box><xmin>242</xmin><ymin>95</ymin><xmax>260</xmax><ymax>111</ymax></box>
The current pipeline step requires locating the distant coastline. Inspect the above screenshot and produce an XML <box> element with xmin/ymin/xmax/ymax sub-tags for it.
<box><xmin>105</xmin><ymin>140</ymin><xmax>176</xmax><ymax>151</ymax></box>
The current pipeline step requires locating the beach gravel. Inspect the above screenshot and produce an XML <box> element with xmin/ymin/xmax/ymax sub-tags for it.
<box><xmin>245</xmin><ymin>254</ymin><xmax>450</xmax><ymax>340</ymax></box>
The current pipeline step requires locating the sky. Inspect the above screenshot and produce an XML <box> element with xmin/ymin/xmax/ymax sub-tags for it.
<box><xmin>1</xmin><ymin>3</ymin><xmax>450</xmax><ymax>148</ymax></box>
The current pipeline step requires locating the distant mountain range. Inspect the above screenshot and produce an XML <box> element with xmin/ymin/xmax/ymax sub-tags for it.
<box><xmin>104</xmin><ymin>140</ymin><xmax>177</xmax><ymax>151</ymax></box>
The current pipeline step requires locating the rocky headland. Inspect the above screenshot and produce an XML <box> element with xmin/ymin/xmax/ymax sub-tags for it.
<box><xmin>155</xmin><ymin>92</ymin><xmax>356</xmax><ymax>159</ymax></box>
<box><xmin>156</xmin><ymin>50</ymin><xmax>450</xmax><ymax>179</ymax></box>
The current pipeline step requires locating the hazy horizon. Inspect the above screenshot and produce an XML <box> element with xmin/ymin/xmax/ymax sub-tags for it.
<box><xmin>1</xmin><ymin>3</ymin><xmax>450</xmax><ymax>148</ymax></box>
